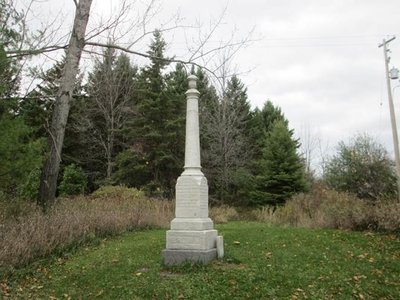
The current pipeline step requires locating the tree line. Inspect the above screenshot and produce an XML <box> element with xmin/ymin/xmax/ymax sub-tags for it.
<box><xmin>2</xmin><ymin>0</ymin><xmax>396</xmax><ymax>210</ymax></box>
<box><xmin>0</xmin><ymin>27</ymin><xmax>308</xmax><ymax>207</ymax></box>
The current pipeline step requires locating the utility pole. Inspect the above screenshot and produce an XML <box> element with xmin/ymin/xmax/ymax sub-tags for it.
<box><xmin>379</xmin><ymin>36</ymin><xmax>400</xmax><ymax>201</ymax></box>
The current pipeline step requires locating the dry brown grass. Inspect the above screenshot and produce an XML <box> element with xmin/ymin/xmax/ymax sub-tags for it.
<box><xmin>0</xmin><ymin>186</ymin><xmax>174</xmax><ymax>270</ymax></box>
<box><xmin>253</xmin><ymin>186</ymin><xmax>400</xmax><ymax>232</ymax></box>
<box><xmin>209</xmin><ymin>205</ymin><xmax>239</xmax><ymax>224</ymax></box>
<box><xmin>0</xmin><ymin>186</ymin><xmax>243</xmax><ymax>271</ymax></box>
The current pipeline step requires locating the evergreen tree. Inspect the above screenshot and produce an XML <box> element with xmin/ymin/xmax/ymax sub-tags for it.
<box><xmin>0</xmin><ymin>0</ymin><xmax>22</xmax><ymax>100</ymax></box>
<box><xmin>18</xmin><ymin>58</ymin><xmax>87</xmax><ymax>194</ymax></box>
<box><xmin>0</xmin><ymin>3</ymin><xmax>45</xmax><ymax>198</ymax></box>
<box><xmin>249</xmin><ymin>100</ymin><xmax>288</xmax><ymax>159</ymax></box>
<box><xmin>59</xmin><ymin>164</ymin><xmax>87</xmax><ymax>196</ymax></box>
<box><xmin>19</xmin><ymin>59</ymin><xmax>66</xmax><ymax>138</ymax></box>
<box><xmin>250</xmin><ymin>120</ymin><xmax>307</xmax><ymax>206</ymax></box>
<box><xmin>0</xmin><ymin>115</ymin><xmax>44</xmax><ymax>197</ymax></box>
<box><xmin>114</xmin><ymin>31</ymin><xmax>186</xmax><ymax>198</ymax></box>
<box><xmin>162</xmin><ymin>63</ymin><xmax>188</xmax><ymax>183</ymax></box>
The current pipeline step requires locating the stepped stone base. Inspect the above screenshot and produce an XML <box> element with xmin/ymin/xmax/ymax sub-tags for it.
<box><xmin>166</xmin><ymin>229</ymin><xmax>217</xmax><ymax>250</ymax></box>
<box><xmin>162</xmin><ymin>249</ymin><xmax>217</xmax><ymax>266</ymax></box>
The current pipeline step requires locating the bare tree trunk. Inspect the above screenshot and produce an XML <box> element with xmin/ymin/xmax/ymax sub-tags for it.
<box><xmin>38</xmin><ymin>0</ymin><xmax>93</xmax><ymax>211</ymax></box>
<box><xmin>106</xmin><ymin>121</ymin><xmax>114</xmax><ymax>180</ymax></box>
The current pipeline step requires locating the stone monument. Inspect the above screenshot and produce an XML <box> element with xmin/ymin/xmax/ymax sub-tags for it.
<box><xmin>162</xmin><ymin>74</ymin><xmax>223</xmax><ymax>265</ymax></box>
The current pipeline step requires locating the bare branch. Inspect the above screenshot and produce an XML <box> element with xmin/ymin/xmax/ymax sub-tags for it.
<box><xmin>84</xmin><ymin>41</ymin><xmax>219</xmax><ymax>80</ymax></box>
<box><xmin>188</xmin><ymin>4</ymin><xmax>228</xmax><ymax>62</ymax></box>
<box><xmin>6</xmin><ymin>45</ymin><xmax>68</xmax><ymax>58</ymax></box>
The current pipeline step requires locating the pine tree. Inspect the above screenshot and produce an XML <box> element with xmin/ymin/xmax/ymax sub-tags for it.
<box><xmin>0</xmin><ymin>4</ymin><xmax>45</xmax><ymax>198</ymax></box>
<box><xmin>20</xmin><ymin>59</ymin><xmax>66</xmax><ymax>138</ymax></box>
<box><xmin>250</xmin><ymin>120</ymin><xmax>307</xmax><ymax>206</ymax></box>
<box><xmin>0</xmin><ymin>0</ymin><xmax>22</xmax><ymax>100</ymax></box>
<box><xmin>19</xmin><ymin>58</ymin><xmax>88</xmax><ymax>193</ymax></box>
<box><xmin>0</xmin><ymin>115</ymin><xmax>44</xmax><ymax>197</ymax></box>
<box><xmin>162</xmin><ymin>63</ymin><xmax>187</xmax><ymax>186</ymax></box>
<box><xmin>114</xmin><ymin>31</ymin><xmax>186</xmax><ymax>198</ymax></box>
<box><xmin>249</xmin><ymin>100</ymin><xmax>288</xmax><ymax>159</ymax></box>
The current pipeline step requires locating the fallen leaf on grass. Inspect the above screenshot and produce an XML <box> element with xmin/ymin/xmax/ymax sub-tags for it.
<box><xmin>135</xmin><ymin>268</ymin><xmax>149</xmax><ymax>273</ymax></box>
<box><xmin>0</xmin><ymin>283</ymin><xmax>11</xmax><ymax>294</ymax></box>
<box><xmin>36</xmin><ymin>267</ymin><xmax>49</xmax><ymax>274</ymax></box>
<box><xmin>357</xmin><ymin>253</ymin><xmax>368</xmax><ymax>260</ymax></box>
<box><xmin>372</xmin><ymin>269</ymin><xmax>384</xmax><ymax>275</ymax></box>
<box><xmin>233</xmin><ymin>241</ymin><xmax>240</xmax><ymax>245</ymax></box>
<box><xmin>228</xmin><ymin>279</ymin><xmax>237</xmax><ymax>285</ymax></box>
<box><xmin>265</xmin><ymin>252</ymin><xmax>273</xmax><ymax>259</ymax></box>
<box><xmin>96</xmin><ymin>290</ymin><xmax>104</xmax><ymax>297</ymax></box>
<box><xmin>352</xmin><ymin>275</ymin><xmax>367</xmax><ymax>282</ymax></box>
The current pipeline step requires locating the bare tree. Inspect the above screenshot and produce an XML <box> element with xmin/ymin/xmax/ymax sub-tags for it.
<box><xmin>298</xmin><ymin>123</ymin><xmax>319</xmax><ymax>179</ymax></box>
<box><xmin>37</xmin><ymin>0</ymin><xmax>92</xmax><ymax>210</ymax></box>
<box><xmin>201</xmin><ymin>53</ymin><xmax>252</xmax><ymax>203</ymax></box>
<box><xmin>84</xmin><ymin>48</ymin><xmax>136</xmax><ymax>180</ymax></box>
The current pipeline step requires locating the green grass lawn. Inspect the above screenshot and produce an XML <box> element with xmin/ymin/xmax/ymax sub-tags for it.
<box><xmin>1</xmin><ymin>222</ymin><xmax>399</xmax><ymax>299</ymax></box>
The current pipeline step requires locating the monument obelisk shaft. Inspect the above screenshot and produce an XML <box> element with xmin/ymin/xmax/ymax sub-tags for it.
<box><xmin>183</xmin><ymin>78</ymin><xmax>201</xmax><ymax>174</ymax></box>
<box><xmin>162</xmin><ymin>75</ymin><xmax>222</xmax><ymax>265</ymax></box>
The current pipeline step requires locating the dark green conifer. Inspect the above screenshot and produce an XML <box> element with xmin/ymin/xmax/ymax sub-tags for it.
<box><xmin>250</xmin><ymin>120</ymin><xmax>307</xmax><ymax>205</ymax></box>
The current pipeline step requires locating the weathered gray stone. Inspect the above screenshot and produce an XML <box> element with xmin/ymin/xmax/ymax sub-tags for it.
<box><xmin>170</xmin><ymin>218</ymin><xmax>214</xmax><ymax>230</ymax></box>
<box><xmin>216</xmin><ymin>236</ymin><xmax>224</xmax><ymax>259</ymax></box>
<box><xmin>162</xmin><ymin>249</ymin><xmax>217</xmax><ymax>266</ymax></box>
<box><xmin>166</xmin><ymin>229</ymin><xmax>217</xmax><ymax>250</ymax></box>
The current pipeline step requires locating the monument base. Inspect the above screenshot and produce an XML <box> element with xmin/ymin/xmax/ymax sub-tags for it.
<box><xmin>162</xmin><ymin>249</ymin><xmax>217</xmax><ymax>266</ymax></box>
<box><xmin>166</xmin><ymin>229</ymin><xmax>217</xmax><ymax>250</ymax></box>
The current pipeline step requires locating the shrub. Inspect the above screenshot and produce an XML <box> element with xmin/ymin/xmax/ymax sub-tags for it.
<box><xmin>324</xmin><ymin>134</ymin><xmax>397</xmax><ymax>201</ymax></box>
<box><xmin>17</xmin><ymin>168</ymin><xmax>41</xmax><ymax>201</ymax></box>
<box><xmin>59</xmin><ymin>164</ymin><xmax>87</xmax><ymax>196</ymax></box>
<box><xmin>374</xmin><ymin>201</ymin><xmax>400</xmax><ymax>231</ymax></box>
<box><xmin>91</xmin><ymin>185</ymin><xmax>145</xmax><ymax>199</ymax></box>
<box><xmin>253</xmin><ymin>186</ymin><xmax>400</xmax><ymax>232</ymax></box>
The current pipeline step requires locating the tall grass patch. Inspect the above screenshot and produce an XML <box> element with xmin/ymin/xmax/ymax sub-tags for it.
<box><xmin>253</xmin><ymin>186</ymin><xmax>400</xmax><ymax>231</ymax></box>
<box><xmin>0</xmin><ymin>186</ymin><xmax>174</xmax><ymax>270</ymax></box>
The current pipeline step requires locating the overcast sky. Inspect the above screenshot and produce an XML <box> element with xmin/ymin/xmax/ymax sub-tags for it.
<box><xmin>21</xmin><ymin>0</ymin><xmax>400</xmax><ymax>170</ymax></box>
